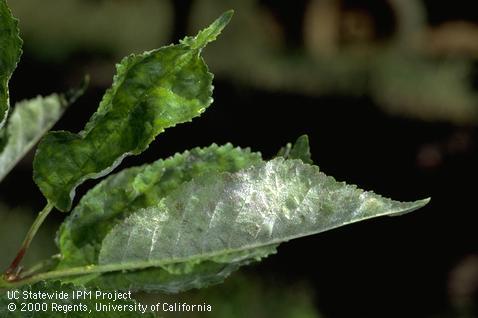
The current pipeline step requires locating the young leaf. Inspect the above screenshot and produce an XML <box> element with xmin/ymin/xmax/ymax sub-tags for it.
<box><xmin>48</xmin><ymin>158</ymin><xmax>427</xmax><ymax>292</ymax></box>
<box><xmin>0</xmin><ymin>95</ymin><xmax>69</xmax><ymax>182</ymax></box>
<box><xmin>33</xmin><ymin>11</ymin><xmax>234</xmax><ymax>212</ymax></box>
<box><xmin>57</xmin><ymin>143</ymin><xmax>262</xmax><ymax>268</ymax></box>
<box><xmin>0</xmin><ymin>0</ymin><xmax>22</xmax><ymax>129</ymax></box>
<box><xmin>276</xmin><ymin>134</ymin><xmax>313</xmax><ymax>164</ymax></box>
<box><xmin>0</xmin><ymin>281</ymin><xmax>154</xmax><ymax>317</ymax></box>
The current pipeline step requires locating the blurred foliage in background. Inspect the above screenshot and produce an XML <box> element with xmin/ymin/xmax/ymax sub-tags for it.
<box><xmin>8</xmin><ymin>0</ymin><xmax>478</xmax><ymax>124</ymax></box>
<box><xmin>2</xmin><ymin>0</ymin><xmax>478</xmax><ymax>317</ymax></box>
<box><xmin>138</xmin><ymin>274</ymin><xmax>321</xmax><ymax>318</ymax></box>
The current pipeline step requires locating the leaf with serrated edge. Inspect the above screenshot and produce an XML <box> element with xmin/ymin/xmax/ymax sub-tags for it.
<box><xmin>80</xmin><ymin>158</ymin><xmax>428</xmax><ymax>292</ymax></box>
<box><xmin>0</xmin><ymin>95</ymin><xmax>68</xmax><ymax>182</ymax></box>
<box><xmin>0</xmin><ymin>0</ymin><xmax>22</xmax><ymax>129</ymax></box>
<box><xmin>57</xmin><ymin>143</ymin><xmax>262</xmax><ymax>268</ymax></box>
<box><xmin>33</xmin><ymin>11</ymin><xmax>234</xmax><ymax>212</ymax></box>
<box><xmin>276</xmin><ymin>134</ymin><xmax>313</xmax><ymax>164</ymax></box>
<box><xmin>0</xmin><ymin>281</ymin><xmax>154</xmax><ymax>317</ymax></box>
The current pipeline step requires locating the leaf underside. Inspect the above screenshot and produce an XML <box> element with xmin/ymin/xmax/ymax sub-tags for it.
<box><xmin>0</xmin><ymin>0</ymin><xmax>22</xmax><ymax>129</ymax></box>
<box><xmin>33</xmin><ymin>11</ymin><xmax>233</xmax><ymax>212</ymax></box>
<box><xmin>57</xmin><ymin>158</ymin><xmax>427</xmax><ymax>293</ymax></box>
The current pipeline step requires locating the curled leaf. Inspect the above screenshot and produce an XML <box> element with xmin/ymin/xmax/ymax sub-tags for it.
<box><xmin>33</xmin><ymin>11</ymin><xmax>233</xmax><ymax>211</ymax></box>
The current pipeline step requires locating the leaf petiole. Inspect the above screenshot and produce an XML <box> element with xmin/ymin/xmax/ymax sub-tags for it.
<box><xmin>4</xmin><ymin>202</ymin><xmax>54</xmax><ymax>280</ymax></box>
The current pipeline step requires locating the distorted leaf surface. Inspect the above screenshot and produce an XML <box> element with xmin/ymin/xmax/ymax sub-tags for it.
<box><xmin>57</xmin><ymin>143</ymin><xmax>261</xmax><ymax>268</ymax></box>
<box><xmin>33</xmin><ymin>11</ymin><xmax>233</xmax><ymax>211</ymax></box>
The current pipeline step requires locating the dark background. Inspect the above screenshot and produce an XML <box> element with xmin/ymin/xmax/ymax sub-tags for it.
<box><xmin>1</xmin><ymin>1</ymin><xmax>477</xmax><ymax>317</ymax></box>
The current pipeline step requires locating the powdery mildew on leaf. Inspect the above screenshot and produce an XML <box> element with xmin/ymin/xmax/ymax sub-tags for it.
<box><xmin>57</xmin><ymin>143</ymin><xmax>262</xmax><ymax>268</ymax></box>
<box><xmin>93</xmin><ymin>158</ymin><xmax>428</xmax><ymax>292</ymax></box>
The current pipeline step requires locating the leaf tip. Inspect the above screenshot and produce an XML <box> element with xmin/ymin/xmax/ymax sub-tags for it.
<box><xmin>389</xmin><ymin>197</ymin><xmax>431</xmax><ymax>217</ymax></box>
<box><xmin>213</xmin><ymin>9</ymin><xmax>234</xmax><ymax>37</ymax></box>
<box><xmin>417</xmin><ymin>197</ymin><xmax>431</xmax><ymax>207</ymax></box>
<box><xmin>297</xmin><ymin>134</ymin><xmax>309</xmax><ymax>142</ymax></box>
<box><xmin>183</xmin><ymin>10</ymin><xmax>234</xmax><ymax>50</ymax></box>
<box><xmin>220</xmin><ymin>9</ymin><xmax>235</xmax><ymax>26</ymax></box>
<box><xmin>64</xmin><ymin>75</ymin><xmax>89</xmax><ymax>105</ymax></box>
<box><xmin>412</xmin><ymin>197</ymin><xmax>431</xmax><ymax>209</ymax></box>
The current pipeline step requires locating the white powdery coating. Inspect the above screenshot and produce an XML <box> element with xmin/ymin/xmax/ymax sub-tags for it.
<box><xmin>99</xmin><ymin>158</ymin><xmax>428</xmax><ymax>265</ymax></box>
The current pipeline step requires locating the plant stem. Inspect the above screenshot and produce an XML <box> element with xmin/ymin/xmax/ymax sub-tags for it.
<box><xmin>4</xmin><ymin>203</ymin><xmax>54</xmax><ymax>280</ymax></box>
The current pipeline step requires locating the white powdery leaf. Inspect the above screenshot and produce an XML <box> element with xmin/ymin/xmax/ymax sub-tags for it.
<box><xmin>99</xmin><ymin>158</ymin><xmax>429</xmax><ymax>267</ymax></box>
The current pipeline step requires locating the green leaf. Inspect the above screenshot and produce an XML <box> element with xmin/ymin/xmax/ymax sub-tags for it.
<box><xmin>0</xmin><ymin>281</ymin><xmax>154</xmax><ymax>317</ymax></box>
<box><xmin>49</xmin><ymin>158</ymin><xmax>427</xmax><ymax>292</ymax></box>
<box><xmin>33</xmin><ymin>11</ymin><xmax>233</xmax><ymax>212</ymax></box>
<box><xmin>0</xmin><ymin>0</ymin><xmax>22</xmax><ymax>129</ymax></box>
<box><xmin>276</xmin><ymin>135</ymin><xmax>313</xmax><ymax>164</ymax></box>
<box><xmin>57</xmin><ymin>143</ymin><xmax>262</xmax><ymax>269</ymax></box>
<box><xmin>0</xmin><ymin>95</ymin><xmax>68</xmax><ymax>182</ymax></box>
